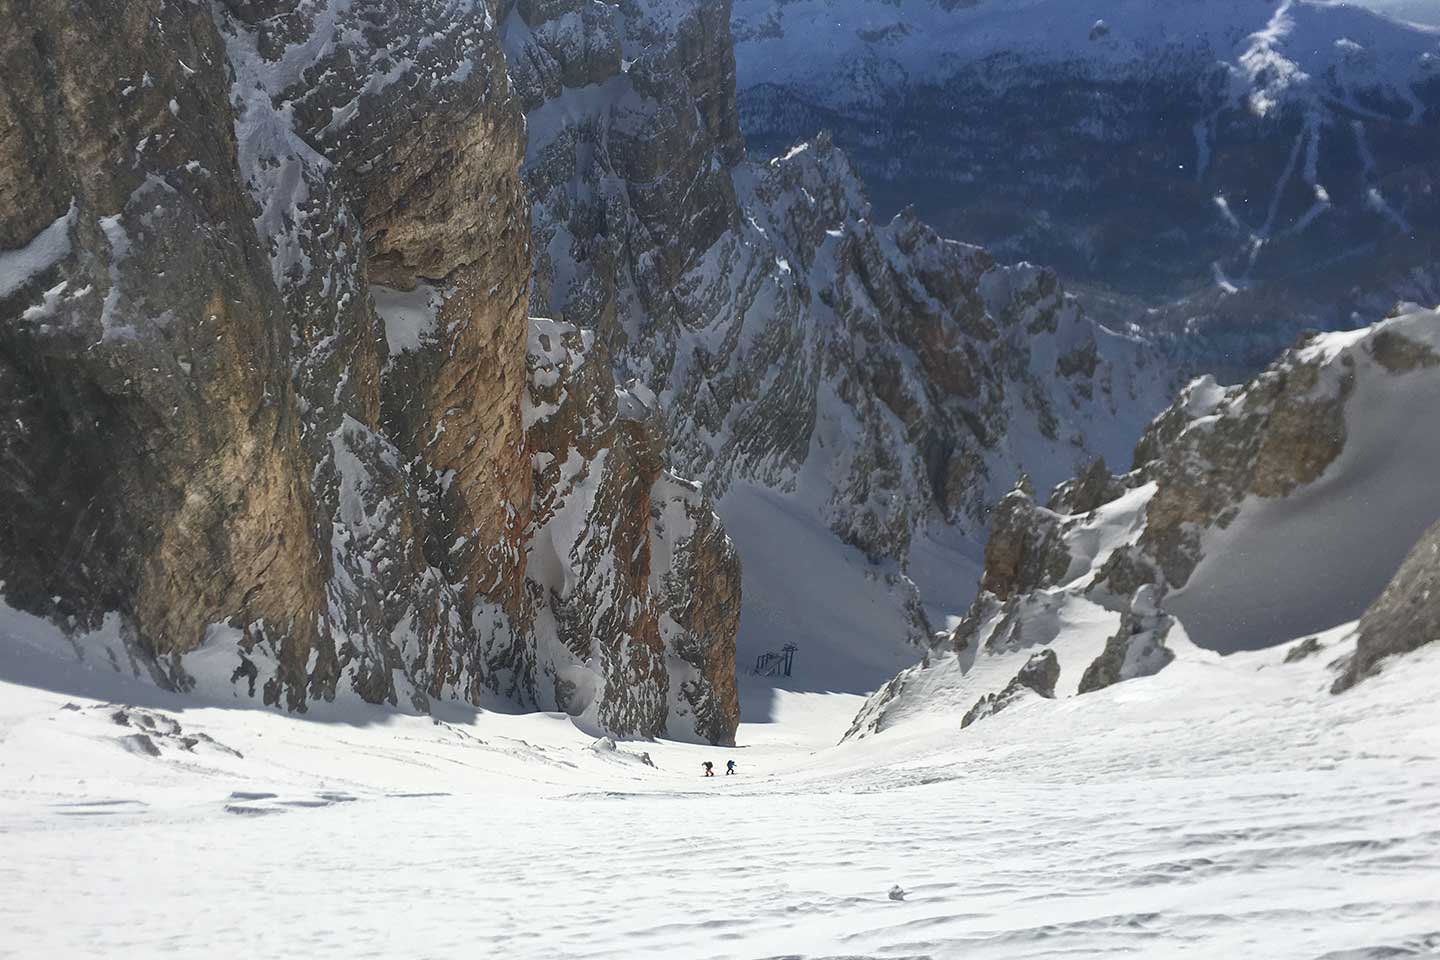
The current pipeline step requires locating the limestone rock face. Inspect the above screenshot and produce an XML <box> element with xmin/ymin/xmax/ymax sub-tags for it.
<box><xmin>1137</xmin><ymin>363</ymin><xmax>1351</xmax><ymax>589</ymax></box>
<box><xmin>524</xmin><ymin>320</ymin><xmax>740</xmax><ymax>743</ymax></box>
<box><xmin>0</xmin><ymin>0</ymin><xmax>328</xmax><ymax>707</ymax></box>
<box><xmin>1334</xmin><ymin>519</ymin><xmax>1440</xmax><ymax>694</ymax></box>
<box><xmin>1104</xmin><ymin>311</ymin><xmax>1440</xmax><ymax>643</ymax></box>
<box><xmin>210</xmin><ymin>0</ymin><xmax>539</xmax><ymax>711</ymax></box>
<box><xmin>1130</xmin><ymin>315</ymin><xmax>1439</xmax><ymax>596</ymax></box>
<box><xmin>980</xmin><ymin>482</ymin><xmax>1071</xmax><ymax>601</ymax></box>
<box><xmin>0</xmin><ymin>0</ymin><xmax>738</xmax><ymax>741</ymax></box>
<box><xmin>501</xmin><ymin>0</ymin><xmax>1176</xmax><ymax>660</ymax></box>
<box><xmin>1029</xmin><ymin>309</ymin><xmax>1440</xmax><ymax>619</ymax></box>
<box><xmin>1047</xmin><ymin>457</ymin><xmax>1126</xmax><ymax>516</ymax></box>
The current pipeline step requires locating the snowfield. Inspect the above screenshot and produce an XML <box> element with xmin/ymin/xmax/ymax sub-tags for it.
<box><xmin>2</xmin><ymin>624</ymin><xmax>1437</xmax><ymax>958</ymax></box>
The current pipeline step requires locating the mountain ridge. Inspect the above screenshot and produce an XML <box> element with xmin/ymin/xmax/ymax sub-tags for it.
<box><xmin>848</xmin><ymin>303</ymin><xmax>1440</xmax><ymax>739</ymax></box>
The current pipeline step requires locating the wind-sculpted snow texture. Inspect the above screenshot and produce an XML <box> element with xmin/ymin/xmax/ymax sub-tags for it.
<box><xmin>735</xmin><ymin>0</ymin><xmax>1440</xmax><ymax>374</ymax></box>
<box><xmin>849</xmin><ymin>306</ymin><xmax>1440</xmax><ymax>739</ymax></box>
<box><xmin>501</xmin><ymin>0</ymin><xmax>1176</xmax><ymax>677</ymax></box>
<box><xmin>0</xmin><ymin>0</ymin><xmax>738</xmax><ymax>742</ymax></box>
<box><xmin>4</xmin><ymin>613</ymin><xmax>1438</xmax><ymax>958</ymax></box>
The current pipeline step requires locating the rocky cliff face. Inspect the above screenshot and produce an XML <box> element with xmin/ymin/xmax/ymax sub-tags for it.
<box><xmin>499</xmin><ymin>0</ymin><xmax>1176</xmax><ymax>672</ymax></box>
<box><xmin>735</xmin><ymin>0</ymin><xmax>1440</xmax><ymax>375</ymax></box>
<box><xmin>0</xmin><ymin>0</ymin><xmax>738</xmax><ymax>742</ymax></box>
<box><xmin>1075</xmin><ymin>585</ymin><xmax>1175</xmax><ymax>695</ymax></box>
<box><xmin>1</xmin><ymin>0</ymin><xmax>331</xmax><ymax>708</ymax></box>
<box><xmin>1335</xmin><ymin>517</ymin><xmax>1440</xmax><ymax>693</ymax></box>
<box><xmin>846</xmin><ymin>305</ymin><xmax>1440</xmax><ymax>738</ymax></box>
<box><xmin>524</xmin><ymin>319</ymin><xmax>740</xmax><ymax>742</ymax></box>
<box><xmin>979</xmin><ymin>479</ymin><xmax>1072</xmax><ymax>602</ymax></box>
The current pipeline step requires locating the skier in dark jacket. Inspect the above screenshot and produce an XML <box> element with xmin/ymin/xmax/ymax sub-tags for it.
<box><xmin>702</xmin><ymin>761</ymin><xmax>714</xmax><ymax>777</ymax></box>
<box><xmin>725</xmin><ymin>760</ymin><xmax>737</xmax><ymax>776</ymax></box>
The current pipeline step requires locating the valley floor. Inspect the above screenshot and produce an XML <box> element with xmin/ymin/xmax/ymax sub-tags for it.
<box><xmin>1</xmin><ymin>633</ymin><xmax>1437</xmax><ymax>959</ymax></box>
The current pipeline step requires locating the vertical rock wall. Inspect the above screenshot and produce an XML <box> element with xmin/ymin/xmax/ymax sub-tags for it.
<box><xmin>0</xmin><ymin>0</ymin><xmax>740</xmax><ymax>742</ymax></box>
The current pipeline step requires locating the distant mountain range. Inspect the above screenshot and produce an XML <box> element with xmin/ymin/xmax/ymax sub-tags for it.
<box><xmin>735</xmin><ymin>0</ymin><xmax>1440</xmax><ymax>373</ymax></box>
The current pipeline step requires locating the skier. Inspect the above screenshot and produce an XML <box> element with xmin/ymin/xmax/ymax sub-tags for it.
<box><xmin>702</xmin><ymin>761</ymin><xmax>714</xmax><ymax>777</ymax></box>
<box><xmin>725</xmin><ymin>760</ymin><xmax>737</xmax><ymax>776</ymax></box>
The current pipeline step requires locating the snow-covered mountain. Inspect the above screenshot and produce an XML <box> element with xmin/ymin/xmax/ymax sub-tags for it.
<box><xmin>501</xmin><ymin>0</ymin><xmax>1178</xmax><ymax>692</ymax></box>
<box><xmin>735</xmin><ymin>0</ymin><xmax>1440</xmax><ymax>371</ymax></box>
<box><xmin>8</xmin><ymin>0</ymin><xmax>1428</xmax><ymax>753</ymax></box>
<box><xmin>849</xmin><ymin>304</ymin><xmax>1440</xmax><ymax>738</ymax></box>
<box><xmin>4</xmin><ymin>4</ymin><xmax>1440</xmax><ymax>952</ymax></box>
<box><xmin>0</xmin><ymin>0</ymin><xmax>1180</xmax><ymax>735</ymax></box>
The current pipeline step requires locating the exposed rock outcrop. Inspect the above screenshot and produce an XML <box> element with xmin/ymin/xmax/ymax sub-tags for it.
<box><xmin>1138</xmin><ymin>354</ymin><xmax>1352</xmax><ymax>589</ymax></box>
<box><xmin>217</xmin><ymin>0</ymin><xmax>538</xmax><ymax>711</ymax></box>
<box><xmin>0</xmin><ymin>0</ymin><xmax>739</xmax><ymax>741</ymax></box>
<box><xmin>1048</xmin><ymin>457</ymin><xmax>1127</xmax><ymax>516</ymax></box>
<box><xmin>1077</xmin><ymin>586</ymin><xmax>1175</xmax><ymax>694</ymax></box>
<box><xmin>1108</xmin><ymin>311</ymin><xmax>1440</xmax><ymax>654</ymax></box>
<box><xmin>1088</xmin><ymin>310</ymin><xmax>1440</xmax><ymax>630</ymax></box>
<box><xmin>0</xmin><ymin>0</ymin><xmax>329</xmax><ymax>707</ymax></box>
<box><xmin>1333</xmin><ymin>519</ymin><xmax>1440</xmax><ymax>693</ymax></box>
<box><xmin>524</xmin><ymin>320</ymin><xmax>741</xmax><ymax>743</ymax></box>
<box><xmin>960</xmin><ymin>649</ymin><xmax>1059</xmax><ymax>729</ymax></box>
<box><xmin>980</xmin><ymin>479</ymin><xmax>1071</xmax><ymax>601</ymax></box>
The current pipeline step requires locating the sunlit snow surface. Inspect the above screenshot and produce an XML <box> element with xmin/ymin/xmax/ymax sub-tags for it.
<box><xmin>2</xmin><ymin>628</ymin><xmax>1437</xmax><ymax>958</ymax></box>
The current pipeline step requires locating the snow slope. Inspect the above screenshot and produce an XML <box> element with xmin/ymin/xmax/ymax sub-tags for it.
<box><xmin>6</xmin><ymin>297</ymin><xmax>1438</xmax><ymax>946</ymax></box>
<box><xmin>720</xmin><ymin>482</ymin><xmax>936</xmax><ymax>703</ymax></box>
<box><xmin>2</xmin><ymin>613</ymin><xmax>1438</xmax><ymax>958</ymax></box>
